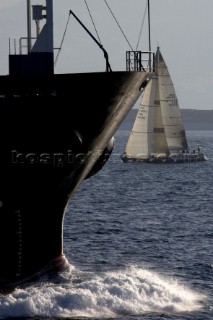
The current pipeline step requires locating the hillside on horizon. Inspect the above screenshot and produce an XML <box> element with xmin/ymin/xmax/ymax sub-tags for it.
<box><xmin>119</xmin><ymin>109</ymin><xmax>213</xmax><ymax>131</ymax></box>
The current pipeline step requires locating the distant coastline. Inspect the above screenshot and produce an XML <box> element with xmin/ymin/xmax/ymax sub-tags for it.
<box><xmin>119</xmin><ymin>109</ymin><xmax>213</xmax><ymax>131</ymax></box>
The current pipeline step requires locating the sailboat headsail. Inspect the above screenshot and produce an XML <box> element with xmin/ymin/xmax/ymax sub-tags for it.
<box><xmin>123</xmin><ymin>73</ymin><xmax>169</xmax><ymax>160</ymax></box>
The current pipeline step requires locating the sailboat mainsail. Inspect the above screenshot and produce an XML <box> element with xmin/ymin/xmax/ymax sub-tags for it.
<box><xmin>157</xmin><ymin>48</ymin><xmax>188</xmax><ymax>152</ymax></box>
<box><xmin>122</xmin><ymin>47</ymin><xmax>207</xmax><ymax>163</ymax></box>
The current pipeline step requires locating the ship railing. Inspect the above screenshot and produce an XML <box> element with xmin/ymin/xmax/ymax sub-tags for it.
<box><xmin>126</xmin><ymin>51</ymin><xmax>155</xmax><ymax>72</ymax></box>
<box><xmin>9</xmin><ymin>37</ymin><xmax>37</xmax><ymax>55</ymax></box>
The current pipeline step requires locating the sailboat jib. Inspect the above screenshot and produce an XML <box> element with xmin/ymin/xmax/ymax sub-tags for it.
<box><xmin>121</xmin><ymin>47</ymin><xmax>208</xmax><ymax>164</ymax></box>
<box><xmin>122</xmin><ymin>74</ymin><xmax>169</xmax><ymax>162</ymax></box>
<box><xmin>124</xmin><ymin>77</ymin><xmax>156</xmax><ymax>159</ymax></box>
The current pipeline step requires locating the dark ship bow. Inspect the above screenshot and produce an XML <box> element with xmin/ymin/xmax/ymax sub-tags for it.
<box><xmin>0</xmin><ymin>0</ymin><xmax>149</xmax><ymax>292</ymax></box>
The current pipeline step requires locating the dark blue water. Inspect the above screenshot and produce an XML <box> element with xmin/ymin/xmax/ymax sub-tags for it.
<box><xmin>0</xmin><ymin>130</ymin><xmax>212</xmax><ymax>319</ymax></box>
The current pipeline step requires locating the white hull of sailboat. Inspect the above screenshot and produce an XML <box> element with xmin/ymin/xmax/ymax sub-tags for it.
<box><xmin>121</xmin><ymin>152</ymin><xmax>208</xmax><ymax>164</ymax></box>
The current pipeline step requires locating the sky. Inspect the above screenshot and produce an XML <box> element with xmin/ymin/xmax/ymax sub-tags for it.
<box><xmin>0</xmin><ymin>0</ymin><xmax>213</xmax><ymax>110</ymax></box>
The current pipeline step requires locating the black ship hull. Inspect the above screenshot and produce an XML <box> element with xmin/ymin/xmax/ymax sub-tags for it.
<box><xmin>0</xmin><ymin>71</ymin><xmax>147</xmax><ymax>292</ymax></box>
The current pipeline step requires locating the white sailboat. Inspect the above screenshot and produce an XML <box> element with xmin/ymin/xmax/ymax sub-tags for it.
<box><xmin>121</xmin><ymin>47</ymin><xmax>208</xmax><ymax>163</ymax></box>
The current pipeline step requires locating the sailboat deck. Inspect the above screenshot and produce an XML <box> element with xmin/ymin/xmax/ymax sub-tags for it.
<box><xmin>121</xmin><ymin>152</ymin><xmax>208</xmax><ymax>164</ymax></box>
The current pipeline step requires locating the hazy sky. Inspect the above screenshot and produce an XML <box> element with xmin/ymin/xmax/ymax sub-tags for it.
<box><xmin>0</xmin><ymin>0</ymin><xmax>213</xmax><ymax>110</ymax></box>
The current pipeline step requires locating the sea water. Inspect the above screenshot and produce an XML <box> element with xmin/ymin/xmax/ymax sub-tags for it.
<box><xmin>0</xmin><ymin>130</ymin><xmax>212</xmax><ymax>320</ymax></box>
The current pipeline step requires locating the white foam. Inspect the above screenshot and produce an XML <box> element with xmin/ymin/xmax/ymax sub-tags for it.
<box><xmin>0</xmin><ymin>265</ymin><xmax>205</xmax><ymax>318</ymax></box>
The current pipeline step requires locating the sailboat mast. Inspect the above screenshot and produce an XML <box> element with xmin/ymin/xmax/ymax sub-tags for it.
<box><xmin>27</xmin><ymin>0</ymin><xmax>32</xmax><ymax>53</ymax></box>
<box><xmin>147</xmin><ymin>0</ymin><xmax>151</xmax><ymax>71</ymax></box>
